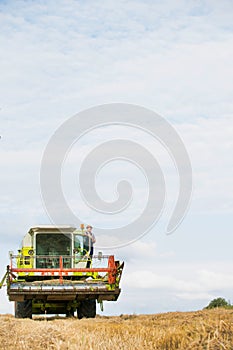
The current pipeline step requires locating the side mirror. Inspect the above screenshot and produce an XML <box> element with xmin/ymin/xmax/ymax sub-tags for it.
<box><xmin>9</xmin><ymin>251</ymin><xmax>14</xmax><ymax>258</ymax></box>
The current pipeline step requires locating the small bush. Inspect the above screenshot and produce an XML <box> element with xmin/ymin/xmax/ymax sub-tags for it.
<box><xmin>204</xmin><ymin>297</ymin><xmax>232</xmax><ymax>309</ymax></box>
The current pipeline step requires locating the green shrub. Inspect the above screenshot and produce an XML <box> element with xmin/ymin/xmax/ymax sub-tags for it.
<box><xmin>204</xmin><ymin>297</ymin><xmax>232</xmax><ymax>309</ymax></box>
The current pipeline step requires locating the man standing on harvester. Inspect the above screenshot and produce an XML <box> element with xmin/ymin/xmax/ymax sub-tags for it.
<box><xmin>85</xmin><ymin>225</ymin><xmax>96</xmax><ymax>267</ymax></box>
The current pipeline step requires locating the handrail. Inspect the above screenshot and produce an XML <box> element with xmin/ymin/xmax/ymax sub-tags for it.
<box><xmin>9</xmin><ymin>255</ymin><xmax>117</xmax><ymax>284</ymax></box>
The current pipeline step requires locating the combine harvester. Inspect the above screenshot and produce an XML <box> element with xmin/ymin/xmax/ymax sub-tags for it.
<box><xmin>0</xmin><ymin>225</ymin><xmax>124</xmax><ymax>318</ymax></box>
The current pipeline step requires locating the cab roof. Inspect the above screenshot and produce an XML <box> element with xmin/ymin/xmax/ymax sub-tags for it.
<box><xmin>28</xmin><ymin>226</ymin><xmax>77</xmax><ymax>234</ymax></box>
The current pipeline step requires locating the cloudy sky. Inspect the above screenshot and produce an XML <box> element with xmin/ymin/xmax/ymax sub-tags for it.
<box><xmin>0</xmin><ymin>0</ymin><xmax>233</xmax><ymax>315</ymax></box>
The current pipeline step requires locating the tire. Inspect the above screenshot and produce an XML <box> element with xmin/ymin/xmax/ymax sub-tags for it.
<box><xmin>15</xmin><ymin>300</ymin><xmax>32</xmax><ymax>319</ymax></box>
<box><xmin>66</xmin><ymin>309</ymin><xmax>75</xmax><ymax>318</ymax></box>
<box><xmin>77</xmin><ymin>300</ymin><xmax>96</xmax><ymax>319</ymax></box>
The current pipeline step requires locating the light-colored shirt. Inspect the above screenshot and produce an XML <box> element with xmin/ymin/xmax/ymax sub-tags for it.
<box><xmin>86</xmin><ymin>231</ymin><xmax>96</xmax><ymax>246</ymax></box>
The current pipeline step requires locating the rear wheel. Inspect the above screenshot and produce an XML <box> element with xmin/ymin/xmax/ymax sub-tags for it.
<box><xmin>77</xmin><ymin>300</ymin><xmax>96</xmax><ymax>319</ymax></box>
<box><xmin>66</xmin><ymin>309</ymin><xmax>75</xmax><ymax>318</ymax></box>
<box><xmin>15</xmin><ymin>300</ymin><xmax>32</xmax><ymax>319</ymax></box>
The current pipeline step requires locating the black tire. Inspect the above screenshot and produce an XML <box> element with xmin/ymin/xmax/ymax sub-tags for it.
<box><xmin>77</xmin><ymin>300</ymin><xmax>96</xmax><ymax>319</ymax></box>
<box><xmin>15</xmin><ymin>300</ymin><xmax>32</xmax><ymax>319</ymax></box>
<box><xmin>66</xmin><ymin>309</ymin><xmax>75</xmax><ymax>318</ymax></box>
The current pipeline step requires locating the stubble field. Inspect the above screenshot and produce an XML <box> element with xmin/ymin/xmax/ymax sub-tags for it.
<box><xmin>0</xmin><ymin>309</ymin><xmax>233</xmax><ymax>350</ymax></box>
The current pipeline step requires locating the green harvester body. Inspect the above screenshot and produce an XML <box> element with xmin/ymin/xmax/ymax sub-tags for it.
<box><xmin>2</xmin><ymin>226</ymin><xmax>124</xmax><ymax>318</ymax></box>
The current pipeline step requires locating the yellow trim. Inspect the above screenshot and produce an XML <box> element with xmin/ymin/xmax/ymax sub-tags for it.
<box><xmin>17</xmin><ymin>247</ymin><xmax>34</xmax><ymax>276</ymax></box>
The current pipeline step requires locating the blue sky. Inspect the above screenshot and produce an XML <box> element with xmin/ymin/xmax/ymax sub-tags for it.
<box><xmin>0</xmin><ymin>0</ymin><xmax>233</xmax><ymax>315</ymax></box>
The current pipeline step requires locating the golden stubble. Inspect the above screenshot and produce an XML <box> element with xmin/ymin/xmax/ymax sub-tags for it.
<box><xmin>0</xmin><ymin>309</ymin><xmax>232</xmax><ymax>350</ymax></box>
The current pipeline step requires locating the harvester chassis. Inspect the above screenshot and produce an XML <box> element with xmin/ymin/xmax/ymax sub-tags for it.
<box><xmin>5</xmin><ymin>255</ymin><xmax>123</xmax><ymax>318</ymax></box>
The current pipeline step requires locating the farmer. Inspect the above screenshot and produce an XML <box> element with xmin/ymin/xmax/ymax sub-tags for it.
<box><xmin>85</xmin><ymin>225</ymin><xmax>96</xmax><ymax>267</ymax></box>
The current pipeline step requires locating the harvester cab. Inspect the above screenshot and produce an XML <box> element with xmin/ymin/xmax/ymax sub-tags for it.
<box><xmin>1</xmin><ymin>225</ymin><xmax>124</xmax><ymax>319</ymax></box>
<box><xmin>17</xmin><ymin>226</ymin><xmax>91</xmax><ymax>270</ymax></box>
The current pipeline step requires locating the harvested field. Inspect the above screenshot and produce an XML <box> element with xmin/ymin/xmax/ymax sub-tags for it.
<box><xmin>0</xmin><ymin>309</ymin><xmax>233</xmax><ymax>349</ymax></box>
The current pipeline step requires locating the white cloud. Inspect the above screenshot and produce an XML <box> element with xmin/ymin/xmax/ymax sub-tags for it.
<box><xmin>120</xmin><ymin>261</ymin><xmax>233</xmax><ymax>310</ymax></box>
